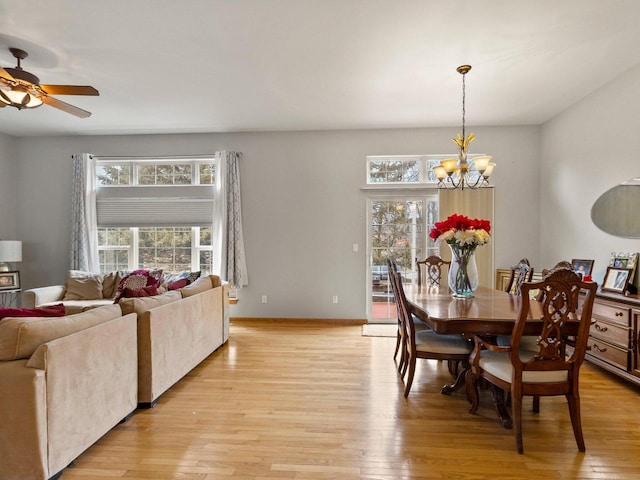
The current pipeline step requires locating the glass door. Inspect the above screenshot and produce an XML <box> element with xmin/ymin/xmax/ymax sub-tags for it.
<box><xmin>368</xmin><ymin>195</ymin><xmax>438</xmax><ymax>322</ymax></box>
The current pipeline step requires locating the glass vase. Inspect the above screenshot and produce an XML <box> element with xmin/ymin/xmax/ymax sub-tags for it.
<box><xmin>448</xmin><ymin>243</ymin><xmax>479</xmax><ymax>298</ymax></box>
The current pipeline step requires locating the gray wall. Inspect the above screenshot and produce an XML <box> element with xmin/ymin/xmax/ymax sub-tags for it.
<box><xmin>11</xmin><ymin>125</ymin><xmax>539</xmax><ymax>319</ymax></box>
<box><xmin>540</xmin><ymin>63</ymin><xmax>640</xmax><ymax>284</ymax></box>
<box><xmin>0</xmin><ymin>133</ymin><xmax>18</xmax><ymax>238</ymax></box>
<box><xmin>6</xmin><ymin>61</ymin><xmax>640</xmax><ymax>319</ymax></box>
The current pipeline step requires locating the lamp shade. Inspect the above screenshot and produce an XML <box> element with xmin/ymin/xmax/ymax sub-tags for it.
<box><xmin>0</xmin><ymin>241</ymin><xmax>22</xmax><ymax>262</ymax></box>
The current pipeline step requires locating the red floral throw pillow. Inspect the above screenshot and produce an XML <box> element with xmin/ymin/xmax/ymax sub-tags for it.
<box><xmin>114</xmin><ymin>269</ymin><xmax>163</xmax><ymax>303</ymax></box>
<box><xmin>0</xmin><ymin>303</ymin><xmax>66</xmax><ymax>321</ymax></box>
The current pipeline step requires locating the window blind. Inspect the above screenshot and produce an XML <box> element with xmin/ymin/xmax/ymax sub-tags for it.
<box><xmin>96</xmin><ymin>185</ymin><xmax>214</xmax><ymax>227</ymax></box>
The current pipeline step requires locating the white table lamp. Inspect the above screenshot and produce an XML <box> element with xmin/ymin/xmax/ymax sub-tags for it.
<box><xmin>0</xmin><ymin>240</ymin><xmax>22</xmax><ymax>272</ymax></box>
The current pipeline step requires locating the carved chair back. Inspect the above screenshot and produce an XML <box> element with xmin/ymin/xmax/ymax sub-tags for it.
<box><xmin>416</xmin><ymin>255</ymin><xmax>451</xmax><ymax>287</ymax></box>
<box><xmin>505</xmin><ymin>258</ymin><xmax>534</xmax><ymax>295</ymax></box>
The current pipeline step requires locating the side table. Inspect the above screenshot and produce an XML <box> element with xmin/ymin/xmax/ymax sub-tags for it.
<box><xmin>0</xmin><ymin>289</ymin><xmax>21</xmax><ymax>307</ymax></box>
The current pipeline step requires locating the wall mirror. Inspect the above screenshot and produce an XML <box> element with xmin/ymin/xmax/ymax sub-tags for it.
<box><xmin>591</xmin><ymin>178</ymin><xmax>640</xmax><ymax>238</ymax></box>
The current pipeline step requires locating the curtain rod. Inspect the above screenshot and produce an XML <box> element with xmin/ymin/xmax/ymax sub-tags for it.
<box><xmin>90</xmin><ymin>154</ymin><xmax>216</xmax><ymax>160</ymax></box>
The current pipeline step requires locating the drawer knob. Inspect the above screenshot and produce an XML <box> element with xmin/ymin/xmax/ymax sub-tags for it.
<box><xmin>615</xmin><ymin>312</ymin><xmax>623</xmax><ymax>317</ymax></box>
<box><xmin>593</xmin><ymin>343</ymin><xmax>607</xmax><ymax>353</ymax></box>
<box><xmin>595</xmin><ymin>324</ymin><xmax>608</xmax><ymax>332</ymax></box>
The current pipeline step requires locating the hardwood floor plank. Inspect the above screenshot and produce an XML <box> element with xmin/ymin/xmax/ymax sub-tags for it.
<box><xmin>65</xmin><ymin>319</ymin><xmax>640</xmax><ymax>479</ymax></box>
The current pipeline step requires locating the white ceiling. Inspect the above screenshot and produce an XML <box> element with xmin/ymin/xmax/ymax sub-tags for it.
<box><xmin>1</xmin><ymin>0</ymin><xmax>639</xmax><ymax>137</ymax></box>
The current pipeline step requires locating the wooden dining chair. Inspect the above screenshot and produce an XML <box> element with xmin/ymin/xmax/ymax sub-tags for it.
<box><xmin>388</xmin><ymin>259</ymin><xmax>429</xmax><ymax>374</ymax></box>
<box><xmin>416</xmin><ymin>255</ymin><xmax>451</xmax><ymax>287</ymax></box>
<box><xmin>504</xmin><ymin>258</ymin><xmax>534</xmax><ymax>295</ymax></box>
<box><xmin>465</xmin><ymin>268</ymin><xmax>597</xmax><ymax>453</ymax></box>
<box><xmin>390</xmin><ymin>265</ymin><xmax>473</xmax><ymax>397</ymax></box>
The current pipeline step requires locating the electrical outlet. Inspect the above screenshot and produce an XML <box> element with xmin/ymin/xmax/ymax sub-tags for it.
<box><xmin>262</xmin><ymin>295</ymin><xmax>268</xmax><ymax>304</ymax></box>
<box><xmin>332</xmin><ymin>296</ymin><xmax>339</xmax><ymax>304</ymax></box>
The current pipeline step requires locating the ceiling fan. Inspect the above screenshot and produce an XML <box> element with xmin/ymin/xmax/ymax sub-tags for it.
<box><xmin>0</xmin><ymin>47</ymin><xmax>99</xmax><ymax>118</ymax></box>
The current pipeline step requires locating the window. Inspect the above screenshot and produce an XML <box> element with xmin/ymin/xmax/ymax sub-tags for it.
<box><xmin>367</xmin><ymin>154</ymin><xmax>487</xmax><ymax>185</ymax></box>
<box><xmin>95</xmin><ymin>157</ymin><xmax>215</xmax><ymax>274</ymax></box>
<box><xmin>97</xmin><ymin>226</ymin><xmax>213</xmax><ymax>274</ymax></box>
<box><xmin>96</xmin><ymin>159</ymin><xmax>215</xmax><ymax>186</ymax></box>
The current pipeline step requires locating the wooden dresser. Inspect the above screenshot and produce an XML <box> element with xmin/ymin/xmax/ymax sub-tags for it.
<box><xmin>586</xmin><ymin>290</ymin><xmax>640</xmax><ymax>387</ymax></box>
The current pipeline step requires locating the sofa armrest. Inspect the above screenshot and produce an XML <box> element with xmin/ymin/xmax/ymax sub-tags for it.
<box><xmin>0</xmin><ymin>360</ymin><xmax>49</xmax><ymax>479</ymax></box>
<box><xmin>22</xmin><ymin>285</ymin><xmax>65</xmax><ymax>308</ymax></box>
<box><xmin>26</xmin><ymin>313</ymin><xmax>138</xmax><ymax>477</ymax></box>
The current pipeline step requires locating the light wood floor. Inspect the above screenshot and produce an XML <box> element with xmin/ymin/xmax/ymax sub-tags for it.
<box><xmin>66</xmin><ymin>319</ymin><xmax>640</xmax><ymax>479</ymax></box>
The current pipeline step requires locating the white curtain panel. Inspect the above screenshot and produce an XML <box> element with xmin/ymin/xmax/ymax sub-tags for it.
<box><xmin>70</xmin><ymin>153</ymin><xmax>99</xmax><ymax>272</ymax></box>
<box><xmin>213</xmin><ymin>151</ymin><xmax>248</xmax><ymax>286</ymax></box>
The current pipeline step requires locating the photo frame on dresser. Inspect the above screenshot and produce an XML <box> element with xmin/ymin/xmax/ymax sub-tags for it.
<box><xmin>609</xmin><ymin>252</ymin><xmax>638</xmax><ymax>282</ymax></box>
<box><xmin>571</xmin><ymin>259</ymin><xmax>594</xmax><ymax>278</ymax></box>
<box><xmin>602</xmin><ymin>267</ymin><xmax>632</xmax><ymax>293</ymax></box>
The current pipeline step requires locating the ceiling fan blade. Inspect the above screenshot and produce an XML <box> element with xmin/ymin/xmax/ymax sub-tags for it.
<box><xmin>40</xmin><ymin>95</ymin><xmax>92</xmax><ymax>118</ymax></box>
<box><xmin>0</xmin><ymin>66</ymin><xmax>15</xmax><ymax>81</ymax></box>
<box><xmin>40</xmin><ymin>84</ymin><xmax>99</xmax><ymax>96</ymax></box>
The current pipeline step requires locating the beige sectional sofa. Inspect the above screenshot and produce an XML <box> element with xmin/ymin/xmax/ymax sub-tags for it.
<box><xmin>23</xmin><ymin>272</ymin><xmax>230</xmax><ymax>406</ymax></box>
<box><xmin>0</xmin><ymin>272</ymin><xmax>230</xmax><ymax>479</ymax></box>
<box><xmin>0</xmin><ymin>304</ymin><xmax>138</xmax><ymax>480</ymax></box>
<box><xmin>118</xmin><ymin>275</ymin><xmax>229</xmax><ymax>406</ymax></box>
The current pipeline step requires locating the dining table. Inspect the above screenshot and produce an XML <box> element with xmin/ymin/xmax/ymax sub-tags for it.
<box><xmin>403</xmin><ymin>284</ymin><xmax>581</xmax><ymax>427</ymax></box>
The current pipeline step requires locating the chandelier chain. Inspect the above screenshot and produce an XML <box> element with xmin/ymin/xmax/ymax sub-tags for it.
<box><xmin>461</xmin><ymin>72</ymin><xmax>466</xmax><ymax>142</ymax></box>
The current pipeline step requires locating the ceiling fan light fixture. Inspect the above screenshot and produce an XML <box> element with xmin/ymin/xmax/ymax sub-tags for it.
<box><xmin>0</xmin><ymin>47</ymin><xmax>96</xmax><ymax>116</ymax></box>
<box><xmin>0</xmin><ymin>86</ymin><xmax>43</xmax><ymax>109</ymax></box>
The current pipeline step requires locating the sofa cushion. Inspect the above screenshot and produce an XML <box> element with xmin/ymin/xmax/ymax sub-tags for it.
<box><xmin>114</xmin><ymin>269</ymin><xmax>163</xmax><ymax>302</ymax></box>
<box><xmin>117</xmin><ymin>269</ymin><xmax>163</xmax><ymax>291</ymax></box>
<box><xmin>163</xmin><ymin>270</ymin><xmax>200</xmax><ymax>283</ymax></box>
<box><xmin>62</xmin><ymin>270</ymin><xmax>104</xmax><ymax>301</ymax></box>
<box><xmin>180</xmin><ymin>276</ymin><xmax>213</xmax><ymax>298</ymax></box>
<box><xmin>0</xmin><ymin>304</ymin><xmax>66</xmax><ymax>321</ymax></box>
<box><xmin>0</xmin><ymin>304</ymin><xmax>123</xmax><ymax>361</ymax></box>
<box><xmin>167</xmin><ymin>278</ymin><xmax>188</xmax><ymax>290</ymax></box>
<box><xmin>120</xmin><ymin>285</ymin><xmax>159</xmax><ymax>299</ymax></box>
<box><xmin>102</xmin><ymin>270</ymin><xmax>126</xmax><ymax>299</ymax></box>
<box><xmin>39</xmin><ymin>299</ymin><xmax>115</xmax><ymax>315</ymax></box>
<box><xmin>118</xmin><ymin>290</ymin><xmax>182</xmax><ymax>317</ymax></box>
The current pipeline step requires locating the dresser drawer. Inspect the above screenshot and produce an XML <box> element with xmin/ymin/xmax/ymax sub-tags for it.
<box><xmin>592</xmin><ymin>301</ymin><xmax>629</xmax><ymax>327</ymax></box>
<box><xmin>588</xmin><ymin>337</ymin><xmax>629</xmax><ymax>370</ymax></box>
<box><xmin>590</xmin><ymin>319</ymin><xmax>631</xmax><ymax>348</ymax></box>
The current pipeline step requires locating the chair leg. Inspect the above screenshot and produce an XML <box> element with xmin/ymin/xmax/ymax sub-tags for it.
<box><xmin>400</xmin><ymin>336</ymin><xmax>410</xmax><ymax>379</ymax></box>
<box><xmin>533</xmin><ymin>395</ymin><xmax>540</xmax><ymax>413</ymax></box>
<box><xmin>393</xmin><ymin>322</ymin><xmax>401</xmax><ymax>360</ymax></box>
<box><xmin>404</xmin><ymin>355</ymin><xmax>417</xmax><ymax>398</ymax></box>
<box><xmin>566</xmin><ymin>393</ymin><xmax>585</xmax><ymax>452</ymax></box>
<box><xmin>511</xmin><ymin>388</ymin><xmax>524</xmax><ymax>454</ymax></box>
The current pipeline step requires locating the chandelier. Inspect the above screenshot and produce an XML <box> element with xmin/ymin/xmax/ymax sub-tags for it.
<box><xmin>433</xmin><ymin>65</ymin><xmax>495</xmax><ymax>190</ymax></box>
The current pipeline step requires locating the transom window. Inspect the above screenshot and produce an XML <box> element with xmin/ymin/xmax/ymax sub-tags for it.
<box><xmin>366</xmin><ymin>154</ymin><xmax>486</xmax><ymax>185</ymax></box>
<box><xmin>96</xmin><ymin>158</ymin><xmax>215</xmax><ymax>186</ymax></box>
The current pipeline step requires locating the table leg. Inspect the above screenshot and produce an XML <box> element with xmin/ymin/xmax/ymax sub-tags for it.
<box><xmin>441</xmin><ymin>361</ymin><xmax>469</xmax><ymax>395</ymax></box>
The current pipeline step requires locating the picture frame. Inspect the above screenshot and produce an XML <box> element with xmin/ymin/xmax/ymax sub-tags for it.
<box><xmin>571</xmin><ymin>259</ymin><xmax>594</xmax><ymax>278</ymax></box>
<box><xmin>601</xmin><ymin>267</ymin><xmax>632</xmax><ymax>293</ymax></box>
<box><xmin>0</xmin><ymin>271</ymin><xmax>20</xmax><ymax>291</ymax></box>
<box><xmin>609</xmin><ymin>252</ymin><xmax>638</xmax><ymax>281</ymax></box>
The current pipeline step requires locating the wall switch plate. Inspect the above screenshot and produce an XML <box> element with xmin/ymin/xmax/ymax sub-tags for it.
<box><xmin>353</xmin><ymin>243</ymin><xmax>359</xmax><ymax>252</ymax></box>
<box><xmin>261</xmin><ymin>295</ymin><xmax>268</xmax><ymax>304</ymax></box>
